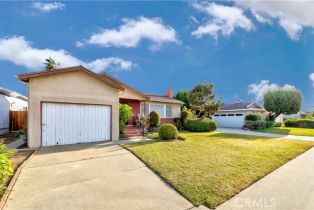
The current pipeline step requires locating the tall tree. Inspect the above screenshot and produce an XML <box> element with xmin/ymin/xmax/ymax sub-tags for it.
<box><xmin>188</xmin><ymin>82</ymin><xmax>221</xmax><ymax>118</ymax></box>
<box><xmin>264</xmin><ymin>87</ymin><xmax>302</xmax><ymax>120</ymax></box>
<box><xmin>175</xmin><ymin>90</ymin><xmax>191</xmax><ymax>109</ymax></box>
<box><xmin>44</xmin><ymin>57</ymin><xmax>57</xmax><ymax>71</ymax></box>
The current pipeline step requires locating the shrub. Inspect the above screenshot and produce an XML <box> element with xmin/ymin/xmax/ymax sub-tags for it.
<box><xmin>0</xmin><ymin>139</ymin><xmax>14</xmax><ymax>184</ymax></box>
<box><xmin>149</xmin><ymin>111</ymin><xmax>160</xmax><ymax>129</ymax></box>
<box><xmin>186</xmin><ymin>119</ymin><xmax>217</xmax><ymax>132</ymax></box>
<box><xmin>273</xmin><ymin>122</ymin><xmax>282</xmax><ymax>127</ymax></box>
<box><xmin>284</xmin><ymin>119</ymin><xmax>314</xmax><ymax>128</ymax></box>
<box><xmin>119</xmin><ymin>104</ymin><xmax>132</xmax><ymax>135</ymax></box>
<box><xmin>245</xmin><ymin>113</ymin><xmax>261</xmax><ymax>121</ymax></box>
<box><xmin>158</xmin><ymin>124</ymin><xmax>178</xmax><ymax>140</ymax></box>
<box><xmin>174</xmin><ymin>118</ymin><xmax>183</xmax><ymax>130</ymax></box>
<box><xmin>180</xmin><ymin>110</ymin><xmax>193</xmax><ymax>128</ymax></box>
<box><xmin>245</xmin><ymin>120</ymin><xmax>274</xmax><ymax>130</ymax></box>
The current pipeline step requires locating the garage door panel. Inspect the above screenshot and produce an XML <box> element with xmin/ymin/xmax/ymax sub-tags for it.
<box><xmin>42</xmin><ymin>103</ymin><xmax>111</xmax><ymax>146</ymax></box>
<box><xmin>213</xmin><ymin>115</ymin><xmax>244</xmax><ymax>128</ymax></box>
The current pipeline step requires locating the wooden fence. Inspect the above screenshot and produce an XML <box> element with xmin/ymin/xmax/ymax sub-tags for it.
<box><xmin>9</xmin><ymin>111</ymin><xmax>27</xmax><ymax>132</ymax></box>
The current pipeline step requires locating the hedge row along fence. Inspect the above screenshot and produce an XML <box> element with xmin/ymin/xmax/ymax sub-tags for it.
<box><xmin>285</xmin><ymin>119</ymin><xmax>314</xmax><ymax>128</ymax></box>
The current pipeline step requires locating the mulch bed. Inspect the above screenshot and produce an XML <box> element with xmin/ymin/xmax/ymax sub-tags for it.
<box><xmin>0</xmin><ymin>132</ymin><xmax>19</xmax><ymax>144</ymax></box>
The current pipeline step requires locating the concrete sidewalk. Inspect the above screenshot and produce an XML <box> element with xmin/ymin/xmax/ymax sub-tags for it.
<box><xmin>217</xmin><ymin>128</ymin><xmax>314</xmax><ymax>142</ymax></box>
<box><xmin>217</xmin><ymin>147</ymin><xmax>314</xmax><ymax>210</ymax></box>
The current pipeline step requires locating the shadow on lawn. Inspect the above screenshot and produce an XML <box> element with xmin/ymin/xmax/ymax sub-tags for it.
<box><xmin>260</xmin><ymin>128</ymin><xmax>292</xmax><ymax>135</ymax></box>
<box><xmin>199</xmin><ymin>132</ymin><xmax>281</xmax><ymax>141</ymax></box>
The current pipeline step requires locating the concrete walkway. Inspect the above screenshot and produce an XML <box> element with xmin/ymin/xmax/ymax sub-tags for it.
<box><xmin>3</xmin><ymin>142</ymin><xmax>193</xmax><ymax>210</ymax></box>
<box><xmin>217</xmin><ymin>147</ymin><xmax>314</xmax><ymax>210</ymax></box>
<box><xmin>217</xmin><ymin>128</ymin><xmax>314</xmax><ymax>141</ymax></box>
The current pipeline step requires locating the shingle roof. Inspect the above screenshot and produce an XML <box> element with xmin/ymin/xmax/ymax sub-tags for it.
<box><xmin>99</xmin><ymin>73</ymin><xmax>146</xmax><ymax>99</ymax></box>
<box><xmin>145</xmin><ymin>94</ymin><xmax>183</xmax><ymax>104</ymax></box>
<box><xmin>220</xmin><ymin>101</ymin><xmax>263</xmax><ymax>110</ymax></box>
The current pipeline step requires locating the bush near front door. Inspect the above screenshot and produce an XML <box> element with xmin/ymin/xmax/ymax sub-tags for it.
<box><xmin>119</xmin><ymin>104</ymin><xmax>132</xmax><ymax>136</ymax></box>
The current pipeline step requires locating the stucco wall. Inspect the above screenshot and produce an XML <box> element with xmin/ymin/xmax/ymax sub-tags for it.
<box><xmin>0</xmin><ymin>95</ymin><xmax>9</xmax><ymax>133</ymax></box>
<box><xmin>27</xmin><ymin>71</ymin><xmax>120</xmax><ymax>148</ymax></box>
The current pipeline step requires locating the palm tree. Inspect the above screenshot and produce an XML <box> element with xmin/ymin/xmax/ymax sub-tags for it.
<box><xmin>44</xmin><ymin>57</ymin><xmax>57</xmax><ymax>71</ymax></box>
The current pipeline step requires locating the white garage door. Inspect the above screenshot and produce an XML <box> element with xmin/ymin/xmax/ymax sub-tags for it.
<box><xmin>42</xmin><ymin>103</ymin><xmax>111</xmax><ymax>146</ymax></box>
<box><xmin>212</xmin><ymin>114</ymin><xmax>244</xmax><ymax>128</ymax></box>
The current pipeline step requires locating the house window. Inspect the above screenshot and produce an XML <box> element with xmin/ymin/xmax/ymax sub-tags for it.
<box><xmin>166</xmin><ymin>105</ymin><xmax>172</xmax><ymax>118</ymax></box>
<box><xmin>221</xmin><ymin>114</ymin><xmax>226</xmax><ymax>116</ymax></box>
<box><xmin>236</xmin><ymin>114</ymin><xmax>243</xmax><ymax>116</ymax></box>
<box><xmin>228</xmin><ymin>114</ymin><xmax>234</xmax><ymax>116</ymax></box>
<box><xmin>214</xmin><ymin>114</ymin><xmax>219</xmax><ymax>117</ymax></box>
<box><xmin>140</xmin><ymin>102</ymin><xmax>145</xmax><ymax>115</ymax></box>
<box><xmin>145</xmin><ymin>104</ymin><xmax>149</xmax><ymax>115</ymax></box>
<box><xmin>150</xmin><ymin>104</ymin><xmax>165</xmax><ymax>118</ymax></box>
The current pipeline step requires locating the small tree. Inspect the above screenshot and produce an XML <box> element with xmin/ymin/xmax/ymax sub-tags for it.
<box><xmin>149</xmin><ymin>111</ymin><xmax>160</xmax><ymax>129</ymax></box>
<box><xmin>44</xmin><ymin>57</ymin><xmax>57</xmax><ymax>71</ymax></box>
<box><xmin>188</xmin><ymin>82</ymin><xmax>221</xmax><ymax>118</ymax></box>
<box><xmin>175</xmin><ymin>90</ymin><xmax>191</xmax><ymax>109</ymax></box>
<box><xmin>137</xmin><ymin>115</ymin><xmax>150</xmax><ymax>136</ymax></box>
<box><xmin>264</xmin><ymin>87</ymin><xmax>302</xmax><ymax>120</ymax></box>
<box><xmin>119</xmin><ymin>104</ymin><xmax>132</xmax><ymax>135</ymax></box>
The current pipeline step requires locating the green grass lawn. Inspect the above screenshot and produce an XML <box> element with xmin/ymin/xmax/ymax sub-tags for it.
<box><xmin>256</xmin><ymin>127</ymin><xmax>314</xmax><ymax>137</ymax></box>
<box><xmin>123</xmin><ymin>132</ymin><xmax>314</xmax><ymax>208</ymax></box>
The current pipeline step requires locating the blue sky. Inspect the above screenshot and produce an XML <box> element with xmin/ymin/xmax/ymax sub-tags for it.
<box><xmin>1</xmin><ymin>1</ymin><xmax>314</xmax><ymax>105</ymax></box>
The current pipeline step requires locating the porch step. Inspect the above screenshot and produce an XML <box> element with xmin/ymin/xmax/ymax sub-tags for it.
<box><xmin>125</xmin><ymin>125</ymin><xmax>142</xmax><ymax>137</ymax></box>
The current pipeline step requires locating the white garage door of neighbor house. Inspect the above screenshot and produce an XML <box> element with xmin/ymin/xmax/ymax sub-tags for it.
<box><xmin>213</xmin><ymin>114</ymin><xmax>244</xmax><ymax>128</ymax></box>
<box><xmin>42</xmin><ymin>103</ymin><xmax>111</xmax><ymax>146</ymax></box>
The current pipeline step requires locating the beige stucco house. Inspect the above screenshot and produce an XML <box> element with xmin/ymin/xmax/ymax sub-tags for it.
<box><xmin>18</xmin><ymin>66</ymin><xmax>182</xmax><ymax>148</ymax></box>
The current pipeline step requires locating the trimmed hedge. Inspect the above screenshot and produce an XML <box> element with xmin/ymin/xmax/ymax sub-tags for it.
<box><xmin>149</xmin><ymin>111</ymin><xmax>160</xmax><ymax>129</ymax></box>
<box><xmin>273</xmin><ymin>122</ymin><xmax>282</xmax><ymax>127</ymax></box>
<box><xmin>158</xmin><ymin>124</ymin><xmax>178</xmax><ymax>140</ymax></box>
<box><xmin>186</xmin><ymin>119</ymin><xmax>217</xmax><ymax>132</ymax></box>
<box><xmin>245</xmin><ymin>113</ymin><xmax>261</xmax><ymax>121</ymax></box>
<box><xmin>284</xmin><ymin>119</ymin><xmax>314</xmax><ymax>128</ymax></box>
<box><xmin>245</xmin><ymin>120</ymin><xmax>274</xmax><ymax>130</ymax></box>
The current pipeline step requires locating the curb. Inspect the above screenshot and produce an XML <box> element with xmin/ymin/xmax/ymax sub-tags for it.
<box><xmin>0</xmin><ymin>149</ymin><xmax>38</xmax><ymax>210</ymax></box>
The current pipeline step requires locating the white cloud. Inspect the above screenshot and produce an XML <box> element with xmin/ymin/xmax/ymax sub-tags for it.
<box><xmin>248</xmin><ymin>80</ymin><xmax>295</xmax><ymax>102</ymax></box>
<box><xmin>0</xmin><ymin>36</ymin><xmax>133</xmax><ymax>72</ymax></box>
<box><xmin>191</xmin><ymin>2</ymin><xmax>254</xmax><ymax>39</ymax></box>
<box><xmin>77</xmin><ymin>16</ymin><xmax>179</xmax><ymax>50</ymax></box>
<box><xmin>236</xmin><ymin>1</ymin><xmax>314</xmax><ymax>40</ymax></box>
<box><xmin>32</xmin><ymin>2</ymin><xmax>65</xmax><ymax>12</ymax></box>
<box><xmin>309</xmin><ymin>73</ymin><xmax>314</xmax><ymax>87</ymax></box>
<box><xmin>251</xmin><ymin>10</ymin><xmax>272</xmax><ymax>24</ymax></box>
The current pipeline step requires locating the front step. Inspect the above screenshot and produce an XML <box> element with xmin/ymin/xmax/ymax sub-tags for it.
<box><xmin>125</xmin><ymin>125</ymin><xmax>142</xmax><ymax>137</ymax></box>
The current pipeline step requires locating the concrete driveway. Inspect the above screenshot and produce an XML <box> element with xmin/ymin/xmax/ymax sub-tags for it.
<box><xmin>3</xmin><ymin>142</ymin><xmax>193</xmax><ymax>210</ymax></box>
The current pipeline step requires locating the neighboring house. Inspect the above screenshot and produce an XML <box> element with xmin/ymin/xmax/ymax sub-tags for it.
<box><xmin>212</xmin><ymin>100</ymin><xmax>266</xmax><ymax>128</ymax></box>
<box><xmin>17</xmin><ymin>66</ymin><xmax>182</xmax><ymax>148</ymax></box>
<box><xmin>0</xmin><ymin>87</ymin><xmax>28</xmax><ymax>135</ymax></box>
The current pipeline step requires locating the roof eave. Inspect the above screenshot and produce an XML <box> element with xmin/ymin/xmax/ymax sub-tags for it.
<box><xmin>16</xmin><ymin>66</ymin><xmax>125</xmax><ymax>91</ymax></box>
<box><xmin>217</xmin><ymin>108</ymin><xmax>266</xmax><ymax>112</ymax></box>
